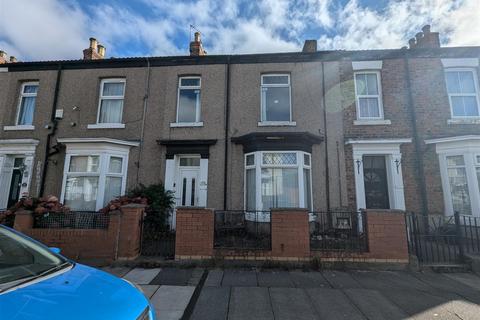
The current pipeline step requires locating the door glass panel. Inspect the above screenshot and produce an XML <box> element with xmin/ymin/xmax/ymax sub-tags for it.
<box><xmin>7</xmin><ymin>169</ymin><xmax>23</xmax><ymax>208</ymax></box>
<box><xmin>191</xmin><ymin>178</ymin><xmax>196</xmax><ymax>206</ymax></box>
<box><xmin>182</xmin><ymin>177</ymin><xmax>187</xmax><ymax>206</ymax></box>
<box><xmin>363</xmin><ymin>156</ymin><xmax>390</xmax><ymax>209</ymax></box>
<box><xmin>246</xmin><ymin>168</ymin><xmax>256</xmax><ymax>211</ymax></box>
<box><xmin>303</xmin><ymin>168</ymin><xmax>312</xmax><ymax>211</ymax></box>
<box><xmin>13</xmin><ymin>158</ymin><xmax>24</xmax><ymax>168</ymax></box>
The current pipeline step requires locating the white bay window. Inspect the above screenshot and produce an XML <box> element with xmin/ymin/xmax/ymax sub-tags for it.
<box><xmin>245</xmin><ymin>151</ymin><xmax>312</xmax><ymax>212</ymax></box>
<box><xmin>58</xmin><ymin>138</ymin><xmax>139</xmax><ymax>211</ymax></box>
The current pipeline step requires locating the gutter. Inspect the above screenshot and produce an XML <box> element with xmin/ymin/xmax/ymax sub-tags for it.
<box><xmin>39</xmin><ymin>64</ymin><xmax>62</xmax><ymax>197</ymax></box>
<box><xmin>403</xmin><ymin>50</ymin><xmax>429</xmax><ymax>215</ymax></box>
<box><xmin>223</xmin><ymin>57</ymin><xmax>231</xmax><ymax>210</ymax></box>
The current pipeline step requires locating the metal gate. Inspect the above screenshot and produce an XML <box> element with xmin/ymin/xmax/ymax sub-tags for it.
<box><xmin>406</xmin><ymin>212</ymin><xmax>480</xmax><ymax>266</ymax></box>
<box><xmin>140</xmin><ymin>219</ymin><xmax>176</xmax><ymax>259</ymax></box>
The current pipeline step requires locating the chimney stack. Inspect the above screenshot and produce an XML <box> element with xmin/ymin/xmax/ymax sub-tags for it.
<box><xmin>83</xmin><ymin>37</ymin><xmax>105</xmax><ymax>60</ymax></box>
<box><xmin>0</xmin><ymin>51</ymin><xmax>7</xmax><ymax>64</ymax></box>
<box><xmin>189</xmin><ymin>32</ymin><xmax>207</xmax><ymax>56</ymax></box>
<box><xmin>9</xmin><ymin>56</ymin><xmax>17</xmax><ymax>63</ymax></box>
<box><xmin>302</xmin><ymin>40</ymin><xmax>317</xmax><ymax>53</ymax></box>
<box><xmin>407</xmin><ymin>25</ymin><xmax>440</xmax><ymax>49</ymax></box>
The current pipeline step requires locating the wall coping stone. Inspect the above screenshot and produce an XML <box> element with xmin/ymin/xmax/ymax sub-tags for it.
<box><xmin>271</xmin><ymin>208</ymin><xmax>309</xmax><ymax>212</ymax></box>
<box><xmin>120</xmin><ymin>204</ymin><xmax>147</xmax><ymax>209</ymax></box>
<box><xmin>15</xmin><ymin>210</ymin><xmax>33</xmax><ymax>215</ymax></box>
<box><xmin>176</xmin><ymin>206</ymin><xmax>213</xmax><ymax>211</ymax></box>
<box><xmin>365</xmin><ymin>209</ymin><xmax>405</xmax><ymax>215</ymax></box>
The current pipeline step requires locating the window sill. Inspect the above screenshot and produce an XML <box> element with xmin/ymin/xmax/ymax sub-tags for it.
<box><xmin>447</xmin><ymin>118</ymin><xmax>480</xmax><ymax>125</ymax></box>
<box><xmin>354</xmin><ymin>119</ymin><xmax>391</xmax><ymax>126</ymax></box>
<box><xmin>170</xmin><ymin>122</ymin><xmax>204</xmax><ymax>128</ymax></box>
<box><xmin>257</xmin><ymin>121</ymin><xmax>297</xmax><ymax>127</ymax></box>
<box><xmin>3</xmin><ymin>125</ymin><xmax>35</xmax><ymax>131</ymax></box>
<box><xmin>87</xmin><ymin>123</ymin><xmax>126</xmax><ymax>129</ymax></box>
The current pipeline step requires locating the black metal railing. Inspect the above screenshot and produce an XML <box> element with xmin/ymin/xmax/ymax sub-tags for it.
<box><xmin>33</xmin><ymin>211</ymin><xmax>110</xmax><ymax>229</ymax></box>
<box><xmin>309</xmin><ymin>210</ymin><xmax>368</xmax><ymax>252</ymax></box>
<box><xmin>406</xmin><ymin>212</ymin><xmax>480</xmax><ymax>265</ymax></box>
<box><xmin>214</xmin><ymin>210</ymin><xmax>271</xmax><ymax>250</ymax></box>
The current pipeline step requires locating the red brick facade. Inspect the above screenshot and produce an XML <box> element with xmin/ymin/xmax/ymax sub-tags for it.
<box><xmin>13</xmin><ymin>205</ymin><xmax>145</xmax><ymax>262</ymax></box>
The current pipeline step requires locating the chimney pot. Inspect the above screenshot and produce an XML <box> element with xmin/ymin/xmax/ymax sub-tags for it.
<box><xmin>415</xmin><ymin>32</ymin><xmax>424</xmax><ymax>41</ymax></box>
<box><xmin>422</xmin><ymin>25</ymin><xmax>431</xmax><ymax>34</ymax></box>
<box><xmin>0</xmin><ymin>50</ymin><xmax>6</xmax><ymax>64</ymax></box>
<box><xmin>408</xmin><ymin>38</ymin><xmax>416</xmax><ymax>49</ymax></box>
<box><xmin>97</xmin><ymin>44</ymin><xmax>106</xmax><ymax>57</ymax></box>
<box><xmin>89</xmin><ymin>37</ymin><xmax>98</xmax><ymax>50</ymax></box>
<box><xmin>190</xmin><ymin>32</ymin><xmax>207</xmax><ymax>56</ymax></box>
<box><xmin>302</xmin><ymin>40</ymin><xmax>317</xmax><ymax>53</ymax></box>
<box><xmin>9</xmin><ymin>56</ymin><xmax>17</xmax><ymax>63</ymax></box>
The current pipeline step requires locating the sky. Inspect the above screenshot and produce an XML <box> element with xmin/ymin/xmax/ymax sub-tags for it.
<box><xmin>0</xmin><ymin>0</ymin><xmax>479</xmax><ymax>61</ymax></box>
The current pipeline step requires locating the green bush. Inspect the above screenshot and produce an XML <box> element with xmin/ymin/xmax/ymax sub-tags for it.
<box><xmin>128</xmin><ymin>183</ymin><xmax>175</xmax><ymax>229</ymax></box>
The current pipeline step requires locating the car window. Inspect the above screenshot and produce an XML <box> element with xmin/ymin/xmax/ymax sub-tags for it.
<box><xmin>0</xmin><ymin>227</ymin><xmax>64</xmax><ymax>286</ymax></box>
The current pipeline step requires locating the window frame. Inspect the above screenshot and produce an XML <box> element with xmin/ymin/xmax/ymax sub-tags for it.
<box><xmin>439</xmin><ymin>151</ymin><xmax>480</xmax><ymax>217</ymax></box>
<box><xmin>60</xmin><ymin>152</ymin><xmax>128</xmax><ymax>211</ymax></box>
<box><xmin>444</xmin><ymin>67</ymin><xmax>480</xmax><ymax>119</ymax></box>
<box><xmin>96</xmin><ymin>78</ymin><xmax>126</xmax><ymax>125</ymax></box>
<box><xmin>15</xmin><ymin>81</ymin><xmax>39</xmax><ymax>126</ymax></box>
<box><xmin>260</xmin><ymin>74</ymin><xmax>292</xmax><ymax>123</ymax></box>
<box><xmin>353</xmin><ymin>71</ymin><xmax>384</xmax><ymax>120</ymax></box>
<box><xmin>243</xmin><ymin>150</ymin><xmax>313</xmax><ymax>212</ymax></box>
<box><xmin>176</xmin><ymin>76</ymin><xmax>202</xmax><ymax>124</ymax></box>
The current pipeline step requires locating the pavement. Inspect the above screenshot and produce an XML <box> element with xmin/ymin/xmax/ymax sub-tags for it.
<box><xmin>101</xmin><ymin>266</ymin><xmax>480</xmax><ymax>320</ymax></box>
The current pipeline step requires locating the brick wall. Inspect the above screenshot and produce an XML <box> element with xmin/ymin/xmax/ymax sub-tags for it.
<box><xmin>363</xmin><ymin>209</ymin><xmax>409</xmax><ymax>262</ymax></box>
<box><xmin>271</xmin><ymin>208</ymin><xmax>310</xmax><ymax>259</ymax></box>
<box><xmin>13</xmin><ymin>205</ymin><xmax>145</xmax><ymax>263</ymax></box>
<box><xmin>175</xmin><ymin>207</ymin><xmax>214</xmax><ymax>259</ymax></box>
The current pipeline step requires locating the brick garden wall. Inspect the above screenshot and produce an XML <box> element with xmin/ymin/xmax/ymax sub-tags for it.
<box><xmin>13</xmin><ymin>204</ymin><xmax>145</xmax><ymax>263</ymax></box>
<box><xmin>175</xmin><ymin>208</ymin><xmax>409</xmax><ymax>264</ymax></box>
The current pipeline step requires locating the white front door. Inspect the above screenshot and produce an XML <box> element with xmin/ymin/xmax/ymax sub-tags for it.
<box><xmin>177</xmin><ymin>168</ymin><xmax>200</xmax><ymax>207</ymax></box>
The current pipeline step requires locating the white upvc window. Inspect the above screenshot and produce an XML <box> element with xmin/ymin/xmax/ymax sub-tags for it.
<box><xmin>444</xmin><ymin>68</ymin><xmax>480</xmax><ymax>118</ymax></box>
<box><xmin>176</xmin><ymin>76</ymin><xmax>201</xmax><ymax>124</ymax></box>
<box><xmin>16</xmin><ymin>82</ymin><xmax>39</xmax><ymax>126</ymax></box>
<box><xmin>61</xmin><ymin>153</ymin><xmax>127</xmax><ymax>211</ymax></box>
<box><xmin>97</xmin><ymin>78</ymin><xmax>126</xmax><ymax>124</ymax></box>
<box><xmin>354</xmin><ymin>71</ymin><xmax>384</xmax><ymax>120</ymax></box>
<box><xmin>260</xmin><ymin>74</ymin><xmax>292</xmax><ymax>123</ymax></box>
<box><xmin>244</xmin><ymin>151</ymin><xmax>312</xmax><ymax>213</ymax></box>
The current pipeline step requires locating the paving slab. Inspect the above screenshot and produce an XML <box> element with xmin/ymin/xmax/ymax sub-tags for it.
<box><xmin>351</xmin><ymin>270</ymin><xmax>432</xmax><ymax>292</ymax></box>
<box><xmin>140</xmin><ymin>285</ymin><xmax>160</xmax><ymax>299</ymax></box>
<box><xmin>444</xmin><ymin>273</ymin><xmax>480</xmax><ymax>291</ymax></box>
<box><xmin>257</xmin><ymin>271</ymin><xmax>294</xmax><ymax>287</ymax></box>
<box><xmin>123</xmin><ymin>268</ymin><xmax>161</xmax><ymax>285</ymax></box>
<box><xmin>205</xmin><ymin>269</ymin><xmax>224</xmax><ymax>287</ymax></box>
<box><xmin>190</xmin><ymin>287</ymin><xmax>230</xmax><ymax>320</ymax></box>
<box><xmin>228</xmin><ymin>287</ymin><xmax>274</xmax><ymax>320</ymax></box>
<box><xmin>101</xmin><ymin>266</ymin><xmax>131</xmax><ymax>278</ymax></box>
<box><xmin>222</xmin><ymin>270</ymin><xmax>257</xmax><ymax>287</ymax></box>
<box><xmin>187</xmin><ymin>267</ymin><xmax>205</xmax><ymax>286</ymax></box>
<box><xmin>412</xmin><ymin>272</ymin><xmax>480</xmax><ymax>303</ymax></box>
<box><xmin>321</xmin><ymin>271</ymin><xmax>362</xmax><ymax>289</ymax></box>
<box><xmin>269</xmin><ymin>288</ymin><xmax>318</xmax><ymax>320</ymax></box>
<box><xmin>289</xmin><ymin>271</ymin><xmax>330</xmax><ymax>288</ymax></box>
<box><xmin>344</xmin><ymin>288</ymin><xmax>409</xmax><ymax>320</ymax></box>
<box><xmin>150</xmin><ymin>267</ymin><xmax>193</xmax><ymax>286</ymax></box>
<box><xmin>150</xmin><ymin>285</ymin><xmax>195</xmax><ymax>320</ymax></box>
<box><xmin>306</xmin><ymin>288</ymin><xmax>365</xmax><ymax>320</ymax></box>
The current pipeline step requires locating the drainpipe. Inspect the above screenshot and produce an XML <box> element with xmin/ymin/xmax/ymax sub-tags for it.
<box><xmin>403</xmin><ymin>50</ymin><xmax>429</xmax><ymax>215</ymax></box>
<box><xmin>136</xmin><ymin>57</ymin><xmax>151</xmax><ymax>185</ymax></box>
<box><xmin>39</xmin><ymin>64</ymin><xmax>62</xmax><ymax>197</ymax></box>
<box><xmin>223</xmin><ymin>57</ymin><xmax>231</xmax><ymax>210</ymax></box>
<box><xmin>321</xmin><ymin>61</ymin><xmax>331</xmax><ymax>211</ymax></box>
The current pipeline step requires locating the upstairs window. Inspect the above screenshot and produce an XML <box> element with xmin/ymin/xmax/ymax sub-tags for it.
<box><xmin>16</xmin><ymin>82</ymin><xmax>39</xmax><ymax>125</ymax></box>
<box><xmin>445</xmin><ymin>68</ymin><xmax>480</xmax><ymax>118</ymax></box>
<box><xmin>97</xmin><ymin>79</ymin><xmax>125</xmax><ymax>124</ymax></box>
<box><xmin>261</xmin><ymin>74</ymin><xmax>292</xmax><ymax>122</ymax></box>
<box><xmin>177</xmin><ymin>77</ymin><xmax>201</xmax><ymax>123</ymax></box>
<box><xmin>354</xmin><ymin>71</ymin><xmax>383</xmax><ymax>119</ymax></box>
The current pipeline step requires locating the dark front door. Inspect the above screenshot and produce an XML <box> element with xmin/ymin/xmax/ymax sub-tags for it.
<box><xmin>7</xmin><ymin>168</ymin><xmax>23</xmax><ymax>208</ymax></box>
<box><xmin>363</xmin><ymin>155</ymin><xmax>390</xmax><ymax>209</ymax></box>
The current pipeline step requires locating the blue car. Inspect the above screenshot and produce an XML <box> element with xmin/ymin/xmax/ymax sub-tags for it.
<box><xmin>0</xmin><ymin>225</ymin><xmax>155</xmax><ymax>320</ymax></box>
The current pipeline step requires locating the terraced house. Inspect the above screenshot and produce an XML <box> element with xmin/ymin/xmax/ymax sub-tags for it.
<box><xmin>0</xmin><ymin>25</ymin><xmax>479</xmax><ymax>221</ymax></box>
